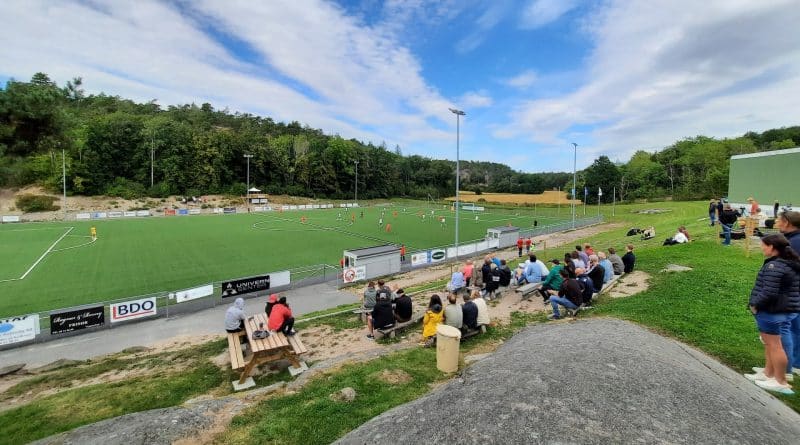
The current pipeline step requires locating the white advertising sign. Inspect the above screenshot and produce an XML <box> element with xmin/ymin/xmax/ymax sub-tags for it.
<box><xmin>270</xmin><ymin>270</ymin><xmax>291</xmax><ymax>288</ymax></box>
<box><xmin>110</xmin><ymin>297</ymin><xmax>157</xmax><ymax>323</ymax></box>
<box><xmin>458</xmin><ymin>243</ymin><xmax>477</xmax><ymax>256</ymax></box>
<box><xmin>411</xmin><ymin>252</ymin><xmax>430</xmax><ymax>266</ymax></box>
<box><xmin>476</xmin><ymin>241</ymin><xmax>489</xmax><ymax>251</ymax></box>
<box><xmin>172</xmin><ymin>284</ymin><xmax>214</xmax><ymax>303</ymax></box>
<box><xmin>76</xmin><ymin>213</ymin><xmax>91</xmax><ymax>220</ymax></box>
<box><xmin>342</xmin><ymin>266</ymin><xmax>366</xmax><ymax>283</ymax></box>
<box><xmin>0</xmin><ymin>314</ymin><xmax>39</xmax><ymax>346</ymax></box>
<box><xmin>108</xmin><ymin>211</ymin><xmax>122</xmax><ymax>218</ymax></box>
<box><xmin>189</xmin><ymin>209</ymin><xmax>201</xmax><ymax>215</ymax></box>
<box><xmin>123</xmin><ymin>211</ymin><xmax>137</xmax><ymax>217</ymax></box>
<box><xmin>1</xmin><ymin>215</ymin><xmax>21</xmax><ymax>223</ymax></box>
<box><xmin>446</xmin><ymin>247</ymin><xmax>458</xmax><ymax>259</ymax></box>
<box><xmin>136</xmin><ymin>210</ymin><xmax>150</xmax><ymax>217</ymax></box>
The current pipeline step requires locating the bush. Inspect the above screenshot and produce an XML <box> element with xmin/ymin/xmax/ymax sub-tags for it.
<box><xmin>105</xmin><ymin>178</ymin><xmax>146</xmax><ymax>200</ymax></box>
<box><xmin>15</xmin><ymin>194</ymin><xmax>60</xmax><ymax>213</ymax></box>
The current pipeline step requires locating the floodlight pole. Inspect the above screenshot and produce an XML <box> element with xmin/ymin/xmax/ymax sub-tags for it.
<box><xmin>244</xmin><ymin>154</ymin><xmax>253</xmax><ymax>208</ymax></box>
<box><xmin>62</xmin><ymin>148</ymin><xmax>67</xmax><ymax>221</ymax></box>
<box><xmin>150</xmin><ymin>129</ymin><xmax>155</xmax><ymax>188</ymax></box>
<box><xmin>449</xmin><ymin>107</ymin><xmax>465</xmax><ymax>260</ymax></box>
<box><xmin>354</xmin><ymin>159</ymin><xmax>359</xmax><ymax>203</ymax></box>
<box><xmin>571</xmin><ymin>143</ymin><xmax>577</xmax><ymax>228</ymax></box>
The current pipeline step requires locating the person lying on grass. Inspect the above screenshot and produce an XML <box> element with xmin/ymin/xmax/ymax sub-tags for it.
<box><xmin>744</xmin><ymin>234</ymin><xmax>800</xmax><ymax>395</ymax></box>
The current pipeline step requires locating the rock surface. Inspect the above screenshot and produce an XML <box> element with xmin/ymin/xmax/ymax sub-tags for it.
<box><xmin>336</xmin><ymin>318</ymin><xmax>800</xmax><ymax>444</ymax></box>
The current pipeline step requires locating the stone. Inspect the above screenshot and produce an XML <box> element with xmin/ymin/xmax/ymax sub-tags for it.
<box><xmin>661</xmin><ymin>264</ymin><xmax>693</xmax><ymax>273</ymax></box>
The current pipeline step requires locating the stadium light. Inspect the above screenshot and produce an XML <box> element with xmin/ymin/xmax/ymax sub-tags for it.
<box><xmin>354</xmin><ymin>159</ymin><xmax>359</xmax><ymax>203</ymax></box>
<box><xmin>449</xmin><ymin>107</ymin><xmax>465</xmax><ymax>259</ymax></box>
<box><xmin>244</xmin><ymin>154</ymin><xmax>253</xmax><ymax>206</ymax></box>
<box><xmin>571</xmin><ymin>142</ymin><xmax>577</xmax><ymax>229</ymax></box>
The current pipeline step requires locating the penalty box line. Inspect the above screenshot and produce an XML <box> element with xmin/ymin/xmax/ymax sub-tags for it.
<box><xmin>14</xmin><ymin>226</ymin><xmax>75</xmax><ymax>281</ymax></box>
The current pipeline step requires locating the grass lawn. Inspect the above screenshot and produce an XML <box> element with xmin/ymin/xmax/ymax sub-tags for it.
<box><xmin>0</xmin><ymin>202</ymin><xmax>572</xmax><ymax>317</ymax></box>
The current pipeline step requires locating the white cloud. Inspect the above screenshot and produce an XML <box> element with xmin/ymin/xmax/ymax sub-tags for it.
<box><xmin>0</xmin><ymin>0</ymin><xmax>458</xmax><ymax>153</ymax></box>
<box><xmin>459</xmin><ymin>91</ymin><xmax>493</xmax><ymax>108</ymax></box>
<box><xmin>519</xmin><ymin>0</ymin><xmax>578</xmax><ymax>29</ymax></box>
<box><xmin>496</xmin><ymin>0</ymin><xmax>800</xmax><ymax>158</ymax></box>
<box><xmin>504</xmin><ymin>70</ymin><xmax>538</xmax><ymax>88</ymax></box>
<box><xmin>455</xmin><ymin>1</ymin><xmax>512</xmax><ymax>53</ymax></box>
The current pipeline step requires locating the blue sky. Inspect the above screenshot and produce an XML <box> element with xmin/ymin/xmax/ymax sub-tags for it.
<box><xmin>1</xmin><ymin>0</ymin><xmax>798</xmax><ymax>173</ymax></box>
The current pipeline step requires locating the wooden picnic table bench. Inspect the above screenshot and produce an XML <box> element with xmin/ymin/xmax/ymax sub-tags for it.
<box><xmin>376</xmin><ymin>311</ymin><xmax>425</xmax><ymax>339</ymax></box>
<box><xmin>517</xmin><ymin>282</ymin><xmax>542</xmax><ymax>299</ymax></box>
<box><xmin>230</xmin><ymin>313</ymin><xmax>309</xmax><ymax>385</ymax></box>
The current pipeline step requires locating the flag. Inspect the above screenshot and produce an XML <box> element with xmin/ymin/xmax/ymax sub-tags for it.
<box><xmin>598</xmin><ymin>187</ymin><xmax>603</xmax><ymax>196</ymax></box>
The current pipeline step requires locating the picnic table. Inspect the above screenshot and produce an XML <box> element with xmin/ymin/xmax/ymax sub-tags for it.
<box><xmin>231</xmin><ymin>313</ymin><xmax>308</xmax><ymax>386</ymax></box>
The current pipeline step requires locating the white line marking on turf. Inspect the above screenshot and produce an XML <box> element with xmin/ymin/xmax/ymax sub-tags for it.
<box><xmin>19</xmin><ymin>226</ymin><xmax>74</xmax><ymax>280</ymax></box>
<box><xmin>50</xmin><ymin>235</ymin><xmax>97</xmax><ymax>252</ymax></box>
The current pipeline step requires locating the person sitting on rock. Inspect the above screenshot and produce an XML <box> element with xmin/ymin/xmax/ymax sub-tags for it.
<box><xmin>393</xmin><ymin>288</ymin><xmax>413</xmax><ymax>323</ymax></box>
<box><xmin>462</xmin><ymin>292</ymin><xmax>479</xmax><ymax>332</ymax></box>
<box><xmin>267</xmin><ymin>296</ymin><xmax>296</xmax><ymax>336</ymax></box>
<box><xmin>546</xmin><ymin>268</ymin><xmax>583</xmax><ymax>320</ymax></box>
<box><xmin>421</xmin><ymin>295</ymin><xmax>444</xmax><ymax>347</ymax></box>
<box><xmin>443</xmin><ymin>293</ymin><xmax>463</xmax><ymax>330</ymax></box>
<box><xmin>367</xmin><ymin>292</ymin><xmax>395</xmax><ymax>339</ymax></box>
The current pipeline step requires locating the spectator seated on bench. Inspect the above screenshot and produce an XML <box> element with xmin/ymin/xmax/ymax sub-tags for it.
<box><xmin>443</xmin><ymin>293</ymin><xmax>463</xmax><ymax>330</ymax></box>
<box><xmin>546</xmin><ymin>268</ymin><xmax>583</xmax><ymax>320</ymax></box>
<box><xmin>393</xmin><ymin>288</ymin><xmax>413</xmax><ymax>322</ymax></box>
<box><xmin>598</xmin><ymin>252</ymin><xmax>615</xmax><ymax>285</ymax></box>
<box><xmin>225</xmin><ymin>297</ymin><xmax>247</xmax><ymax>335</ymax></box>
<box><xmin>421</xmin><ymin>295</ymin><xmax>444</xmax><ymax>347</ymax></box>
<box><xmin>447</xmin><ymin>270</ymin><xmax>466</xmax><ymax>295</ymax></box>
<box><xmin>574</xmin><ymin>268</ymin><xmax>595</xmax><ymax>307</ymax></box>
<box><xmin>515</xmin><ymin>254</ymin><xmax>542</xmax><ymax>286</ymax></box>
<box><xmin>461</xmin><ymin>291</ymin><xmax>488</xmax><ymax>339</ymax></box>
<box><xmin>586</xmin><ymin>256</ymin><xmax>605</xmax><ymax>294</ymax></box>
<box><xmin>366</xmin><ymin>292</ymin><xmax>394</xmax><ymax>340</ymax></box>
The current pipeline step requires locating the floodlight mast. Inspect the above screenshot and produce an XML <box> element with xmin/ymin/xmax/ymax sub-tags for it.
<box><xmin>449</xmin><ymin>108</ymin><xmax>465</xmax><ymax>259</ymax></box>
<box><xmin>571</xmin><ymin>142</ymin><xmax>578</xmax><ymax>229</ymax></box>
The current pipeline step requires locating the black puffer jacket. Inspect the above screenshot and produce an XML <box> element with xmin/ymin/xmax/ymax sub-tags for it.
<box><xmin>749</xmin><ymin>257</ymin><xmax>800</xmax><ymax>313</ymax></box>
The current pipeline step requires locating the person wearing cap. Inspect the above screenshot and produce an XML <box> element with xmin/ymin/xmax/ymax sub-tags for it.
<box><xmin>607</xmin><ymin>247</ymin><xmax>624</xmax><ymax>275</ymax></box>
<box><xmin>267</xmin><ymin>296</ymin><xmax>296</xmax><ymax>336</ymax></box>
<box><xmin>537</xmin><ymin>259</ymin><xmax>565</xmax><ymax>302</ymax></box>
<box><xmin>367</xmin><ymin>291</ymin><xmax>394</xmax><ymax>339</ymax></box>
<box><xmin>265</xmin><ymin>294</ymin><xmax>278</xmax><ymax>316</ymax></box>
<box><xmin>225</xmin><ymin>297</ymin><xmax>247</xmax><ymax>333</ymax></box>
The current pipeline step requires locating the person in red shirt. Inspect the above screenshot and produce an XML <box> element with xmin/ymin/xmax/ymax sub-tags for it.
<box><xmin>400</xmin><ymin>244</ymin><xmax>406</xmax><ymax>262</ymax></box>
<box><xmin>516</xmin><ymin>237</ymin><xmax>524</xmax><ymax>257</ymax></box>
<box><xmin>524</xmin><ymin>237</ymin><xmax>532</xmax><ymax>254</ymax></box>
<box><xmin>462</xmin><ymin>259</ymin><xmax>474</xmax><ymax>287</ymax></box>
<box><xmin>267</xmin><ymin>296</ymin><xmax>296</xmax><ymax>336</ymax></box>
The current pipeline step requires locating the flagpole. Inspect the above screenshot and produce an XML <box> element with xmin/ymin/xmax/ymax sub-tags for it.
<box><xmin>583</xmin><ymin>187</ymin><xmax>587</xmax><ymax>216</ymax></box>
<box><xmin>612</xmin><ymin>186</ymin><xmax>616</xmax><ymax>217</ymax></box>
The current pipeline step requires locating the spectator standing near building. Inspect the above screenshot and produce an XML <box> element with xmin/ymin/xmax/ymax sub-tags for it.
<box><xmin>400</xmin><ymin>244</ymin><xmax>406</xmax><ymax>262</ymax></box>
<box><xmin>622</xmin><ymin>244</ymin><xmax>636</xmax><ymax>273</ymax></box>
<box><xmin>267</xmin><ymin>296</ymin><xmax>296</xmax><ymax>336</ymax></box>
<box><xmin>225</xmin><ymin>297</ymin><xmax>247</xmax><ymax>333</ymax></box>
<box><xmin>774</xmin><ymin>201</ymin><xmax>781</xmax><ymax>218</ymax></box>
<box><xmin>748</xmin><ymin>197</ymin><xmax>760</xmax><ymax>216</ymax></box>
<box><xmin>525</xmin><ymin>237</ymin><xmax>532</xmax><ymax>254</ymax></box>
<box><xmin>709</xmin><ymin>199</ymin><xmax>718</xmax><ymax>226</ymax></box>
<box><xmin>744</xmin><ymin>234</ymin><xmax>800</xmax><ymax>394</ymax></box>
<box><xmin>607</xmin><ymin>247</ymin><xmax>624</xmax><ymax>275</ymax></box>
<box><xmin>517</xmin><ymin>237</ymin><xmax>524</xmax><ymax>257</ymax></box>
<box><xmin>443</xmin><ymin>294</ymin><xmax>463</xmax><ymax>330</ymax></box>
<box><xmin>720</xmin><ymin>203</ymin><xmax>741</xmax><ymax>246</ymax></box>
<box><xmin>776</xmin><ymin>211</ymin><xmax>800</xmax><ymax>375</ymax></box>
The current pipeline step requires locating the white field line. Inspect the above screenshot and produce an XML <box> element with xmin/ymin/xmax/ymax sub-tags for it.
<box><xmin>0</xmin><ymin>227</ymin><xmax>68</xmax><ymax>232</ymax></box>
<box><xmin>18</xmin><ymin>226</ymin><xmax>74</xmax><ymax>280</ymax></box>
<box><xmin>50</xmin><ymin>235</ymin><xmax>97</xmax><ymax>252</ymax></box>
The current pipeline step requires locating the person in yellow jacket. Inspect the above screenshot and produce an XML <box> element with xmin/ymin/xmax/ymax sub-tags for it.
<box><xmin>421</xmin><ymin>294</ymin><xmax>444</xmax><ymax>347</ymax></box>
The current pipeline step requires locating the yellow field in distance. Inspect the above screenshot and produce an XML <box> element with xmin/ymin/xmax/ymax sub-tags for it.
<box><xmin>446</xmin><ymin>190</ymin><xmax>581</xmax><ymax>205</ymax></box>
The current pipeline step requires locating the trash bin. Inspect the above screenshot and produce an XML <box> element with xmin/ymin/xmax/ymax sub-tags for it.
<box><xmin>436</xmin><ymin>324</ymin><xmax>461</xmax><ymax>373</ymax></box>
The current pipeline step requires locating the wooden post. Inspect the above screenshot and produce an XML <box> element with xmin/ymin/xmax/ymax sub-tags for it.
<box><xmin>744</xmin><ymin>217</ymin><xmax>758</xmax><ymax>257</ymax></box>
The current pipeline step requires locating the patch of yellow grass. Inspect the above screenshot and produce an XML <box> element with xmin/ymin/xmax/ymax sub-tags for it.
<box><xmin>447</xmin><ymin>190</ymin><xmax>581</xmax><ymax>205</ymax></box>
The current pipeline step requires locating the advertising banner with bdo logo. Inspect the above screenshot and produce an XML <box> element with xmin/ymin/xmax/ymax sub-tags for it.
<box><xmin>110</xmin><ymin>297</ymin><xmax>157</xmax><ymax>323</ymax></box>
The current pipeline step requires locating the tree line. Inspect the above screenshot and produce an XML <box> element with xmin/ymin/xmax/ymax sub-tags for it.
<box><xmin>1</xmin><ymin>73</ymin><xmax>798</xmax><ymax>202</ymax></box>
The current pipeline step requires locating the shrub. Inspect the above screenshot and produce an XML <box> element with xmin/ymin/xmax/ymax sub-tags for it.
<box><xmin>15</xmin><ymin>194</ymin><xmax>60</xmax><ymax>213</ymax></box>
<box><xmin>105</xmin><ymin>178</ymin><xmax>146</xmax><ymax>200</ymax></box>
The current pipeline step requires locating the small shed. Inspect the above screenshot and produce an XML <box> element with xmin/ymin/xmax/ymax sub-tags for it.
<box><xmin>247</xmin><ymin>188</ymin><xmax>269</xmax><ymax>204</ymax></box>
<box><xmin>343</xmin><ymin>244</ymin><xmax>401</xmax><ymax>281</ymax></box>
<box><xmin>487</xmin><ymin>226</ymin><xmax>520</xmax><ymax>248</ymax></box>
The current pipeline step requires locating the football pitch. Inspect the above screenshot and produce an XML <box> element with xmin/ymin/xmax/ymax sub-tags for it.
<box><xmin>0</xmin><ymin>202</ymin><xmax>571</xmax><ymax>317</ymax></box>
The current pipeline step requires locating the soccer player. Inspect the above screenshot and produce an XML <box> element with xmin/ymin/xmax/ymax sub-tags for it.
<box><xmin>90</xmin><ymin>226</ymin><xmax>97</xmax><ymax>240</ymax></box>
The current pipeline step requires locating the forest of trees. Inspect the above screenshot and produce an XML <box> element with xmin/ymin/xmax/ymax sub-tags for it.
<box><xmin>1</xmin><ymin>73</ymin><xmax>798</xmax><ymax>203</ymax></box>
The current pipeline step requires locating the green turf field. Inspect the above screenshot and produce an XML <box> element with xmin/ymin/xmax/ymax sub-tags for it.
<box><xmin>0</xmin><ymin>202</ymin><xmax>572</xmax><ymax>317</ymax></box>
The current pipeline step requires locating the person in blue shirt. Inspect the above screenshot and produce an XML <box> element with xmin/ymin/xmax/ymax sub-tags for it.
<box><xmin>516</xmin><ymin>254</ymin><xmax>542</xmax><ymax>285</ymax></box>
<box><xmin>598</xmin><ymin>252</ymin><xmax>614</xmax><ymax>285</ymax></box>
<box><xmin>448</xmin><ymin>270</ymin><xmax>466</xmax><ymax>295</ymax></box>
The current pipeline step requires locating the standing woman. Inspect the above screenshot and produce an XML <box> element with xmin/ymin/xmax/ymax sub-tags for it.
<box><xmin>745</xmin><ymin>234</ymin><xmax>800</xmax><ymax>394</ymax></box>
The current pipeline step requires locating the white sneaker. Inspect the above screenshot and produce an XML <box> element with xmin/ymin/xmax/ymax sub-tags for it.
<box><xmin>755</xmin><ymin>378</ymin><xmax>794</xmax><ymax>395</ymax></box>
<box><xmin>744</xmin><ymin>372</ymin><xmax>767</xmax><ymax>381</ymax></box>
<box><xmin>751</xmin><ymin>367</ymin><xmax>793</xmax><ymax>382</ymax></box>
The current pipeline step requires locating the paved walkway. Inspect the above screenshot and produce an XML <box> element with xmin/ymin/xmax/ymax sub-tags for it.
<box><xmin>337</xmin><ymin>318</ymin><xmax>800</xmax><ymax>444</ymax></box>
<box><xmin>0</xmin><ymin>282</ymin><xmax>357</xmax><ymax>368</ymax></box>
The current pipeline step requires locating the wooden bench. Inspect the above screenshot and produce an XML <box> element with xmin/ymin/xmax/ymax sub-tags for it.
<box><xmin>517</xmin><ymin>282</ymin><xmax>542</xmax><ymax>299</ymax></box>
<box><xmin>376</xmin><ymin>311</ymin><xmax>425</xmax><ymax>339</ymax></box>
<box><xmin>460</xmin><ymin>324</ymin><xmax>487</xmax><ymax>340</ymax></box>
<box><xmin>286</xmin><ymin>334</ymin><xmax>308</xmax><ymax>355</ymax></box>
<box><xmin>227</xmin><ymin>331</ymin><xmax>247</xmax><ymax>371</ymax></box>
